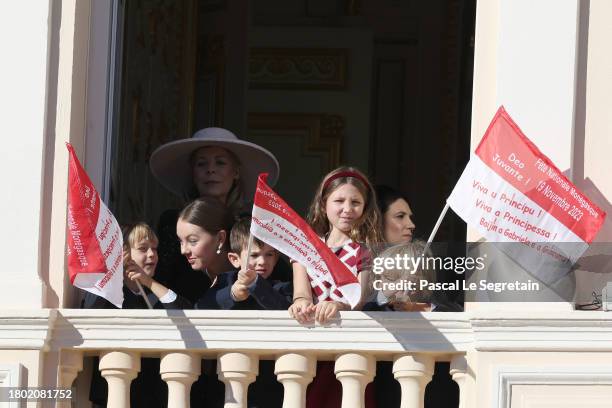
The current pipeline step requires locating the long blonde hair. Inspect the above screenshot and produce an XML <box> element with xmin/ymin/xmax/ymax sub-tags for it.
<box><xmin>307</xmin><ymin>166</ymin><xmax>383</xmax><ymax>248</ymax></box>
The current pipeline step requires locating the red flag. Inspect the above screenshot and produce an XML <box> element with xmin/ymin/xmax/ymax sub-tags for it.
<box><xmin>448</xmin><ymin>107</ymin><xmax>606</xmax><ymax>284</ymax></box>
<box><xmin>66</xmin><ymin>143</ymin><xmax>124</xmax><ymax>307</ymax></box>
<box><xmin>250</xmin><ymin>174</ymin><xmax>361</xmax><ymax>307</ymax></box>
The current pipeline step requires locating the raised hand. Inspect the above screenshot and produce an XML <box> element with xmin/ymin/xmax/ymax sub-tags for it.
<box><xmin>125</xmin><ymin>261</ymin><xmax>153</xmax><ymax>289</ymax></box>
<box><xmin>237</xmin><ymin>268</ymin><xmax>257</xmax><ymax>286</ymax></box>
<box><xmin>232</xmin><ymin>282</ymin><xmax>250</xmax><ymax>301</ymax></box>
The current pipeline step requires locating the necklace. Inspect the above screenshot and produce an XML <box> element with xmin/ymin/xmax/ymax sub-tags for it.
<box><xmin>204</xmin><ymin>268</ymin><xmax>218</xmax><ymax>287</ymax></box>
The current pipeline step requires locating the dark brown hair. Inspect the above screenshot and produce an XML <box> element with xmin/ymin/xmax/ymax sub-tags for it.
<box><xmin>307</xmin><ymin>166</ymin><xmax>383</xmax><ymax>248</ymax></box>
<box><xmin>229</xmin><ymin>216</ymin><xmax>265</xmax><ymax>254</ymax></box>
<box><xmin>178</xmin><ymin>197</ymin><xmax>235</xmax><ymax>249</ymax></box>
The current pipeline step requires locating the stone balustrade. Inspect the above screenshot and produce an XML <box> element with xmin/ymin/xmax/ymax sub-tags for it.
<box><xmin>73</xmin><ymin>349</ymin><xmax>452</xmax><ymax>408</ymax></box>
<box><xmin>5</xmin><ymin>309</ymin><xmax>612</xmax><ymax>407</ymax></box>
<box><xmin>50</xmin><ymin>309</ymin><xmax>471</xmax><ymax>407</ymax></box>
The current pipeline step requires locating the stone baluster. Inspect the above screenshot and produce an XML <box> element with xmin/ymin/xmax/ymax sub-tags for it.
<box><xmin>392</xmin><ymin>354</ymin><xmax>434</xmax><ymax>408</ymax></box>
<box><xmin>99</xmin><ymin>351</ymin><xmax>140</xmax><ymax>408</ymax></box>
<box><xmin>57</xmin><ymin>350</ymin><xmax>83</xmax><ymax>408</ymax></box>
<box><xmin>450</xmin><ymin>354</ymin><xmax>468</xmax><ymax>408</ymax></box>
<box><xmin>218</xmin><ymin>352</ymin><xmax>258</xmax><ymax>408</ymax></box>
<box><xmin>275</xmin><ymin>353</ymin><xmax>316</xmax><ymax>408</ymax></box>
<box><xmin>161</xmin><ymin>352</ymin><xmax>201</xmax><ymax>408</ymax></box>
<box><xmin>334</xmin><ymin>353</ymin><xmax>375</xmax><ymax>408</ymax></box>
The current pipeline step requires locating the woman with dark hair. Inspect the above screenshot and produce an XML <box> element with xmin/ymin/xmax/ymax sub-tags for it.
<box><xmin>175</xmin><ymin>197</ymin><xmax>235</xmax><ymax>293</ymax></box>
<box><xmin>149</xmin><ymin>127</ymin><xmax>280</xmax><ymax>304</ymax></box>
<box><xmin>375</xmin><ymin>185</ymin><xmax>416</xmax><ymax>244</ymax></box>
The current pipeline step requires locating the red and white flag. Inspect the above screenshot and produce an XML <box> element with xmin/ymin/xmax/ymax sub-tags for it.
<box><xmin>448</xmin><ymin>107</ymin><xmax>606</xmax><ymax>281</ymax></box>
<box><xmin>66</xmin><ymin>143</ymin><xmax>124</xmax><ymax>307</ymax></box>
<box><xmin>250</xmin><ymin>174</ymin><xmax>361</xmax><ymax>307</ymax></box>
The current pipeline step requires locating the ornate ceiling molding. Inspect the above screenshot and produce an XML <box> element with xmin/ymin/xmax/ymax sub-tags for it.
<box><xmin>247</xmin><ymin>112</ymin><xmax>345</xmax><ymax>172</ymax></box>
<box><xmin>249</xmin><ymin>48</ymin><xmax>349</xmax><ymax>90</ymax></box>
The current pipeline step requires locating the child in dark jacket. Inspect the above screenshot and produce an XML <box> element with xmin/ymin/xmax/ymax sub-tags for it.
<box><xmin>83</xmin><ymin>223</ymin><xmax>170</xmax><ymax>408</ymax></box>
<box><xmin>195</xmin><ymin>216</ymin><xmax>292</xmax><ymax>311</ymax></box>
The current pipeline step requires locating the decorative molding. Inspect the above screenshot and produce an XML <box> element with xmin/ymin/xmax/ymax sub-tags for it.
<box><xmin>0</xmin><ymin>310</ymin><xmax>55</xmax><ymax>351</ymax></box>
<box><xmin>112</xmin><ymin>0</ymin><xmax>197</xmax><ymax>226</ymax></box>
<box><xmin>199</xmin><ymin>0</ymin><xmax>227</xmax><ymax>13</ymax></box>
<box><xmin>4</xmin><ymin>309</ymin><xmax>612</xmax><ymax>356</ymax></box>
<box><xmin>249</xmin><ymin>48</ymin><xmax>349</xmax><ymax>90</ymax></box>
<box><xmin>0</xmin><ymin>363</ymin><xmax>25</xmax><ymax>408</ymax></box>
<box><xmin>0</xmin><ymin>364</ymin><xmax>24</xmax><ymax>387</ymax></box>
<box><xmin>247</xmin><ymin>112</ymin><xmax>345</xmax><ymax>172</ymax></box>
<box><xmin>493</xmin><ymin>366</ymin><xmax>612</xmax><ymax>408</ymax></box>
<box><xmin>471</xmin><ymin>311</ymin><xmax>612</xmax><ymax>351</ymax></box>
<box><xmin>50</xmin><ymin>310</ymin><xmax>472</xmax><ymax>356</ymax></box>
<box><xmin>345</xmin><ymin>0</ymin><xmax>362</xmax><ymax>16</ymax></box>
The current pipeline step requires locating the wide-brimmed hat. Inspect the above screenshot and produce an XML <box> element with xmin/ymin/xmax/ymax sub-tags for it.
<box><xmin>150</xmin><ymin>127</ymin><xmax>279</xmax><ymax>200</ymax></box>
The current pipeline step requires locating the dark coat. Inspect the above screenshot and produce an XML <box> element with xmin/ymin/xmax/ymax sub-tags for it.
<box><xmin>195</xmin><ymin>270</ymin><xmax>293</xmax><ymax>310</ymax></box>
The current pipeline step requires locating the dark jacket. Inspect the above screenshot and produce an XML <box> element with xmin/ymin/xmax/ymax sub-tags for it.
<box><xmin>195</xmin><ymin>270</ymin><xmax>293</xmax><ymax>310</ymax></box>
<box><xmin>82</xmin><ymin>284</ymin><xmax>190</xmax><ymax>311</ymax></box>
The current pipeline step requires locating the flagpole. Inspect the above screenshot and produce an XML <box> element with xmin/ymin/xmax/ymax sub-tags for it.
<box><xmin>244</xmin><ymin>234</ymin><xmax>255</xmax><ymax>266</ymax></box>
<box><xmin>135</xmin><ymin>280</ymin><xmax>153</xmax><ymax>309</ymax></box>
<box><xmin>423</xmin><ymin>201</ymin><xmax>450</xmax><ymax>255</ymax></box>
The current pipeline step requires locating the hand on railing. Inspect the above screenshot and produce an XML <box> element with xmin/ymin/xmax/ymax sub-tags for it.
<box><xmin>289</xmin><ymin>297</ymin><xmax>314</xmax><ymax>324</ymax></box>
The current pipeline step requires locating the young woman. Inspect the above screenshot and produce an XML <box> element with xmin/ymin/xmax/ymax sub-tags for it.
<box><xmin>375</xmin><ymin>185</ymin><xmax>416</xmax><ymax>244</ymax></box>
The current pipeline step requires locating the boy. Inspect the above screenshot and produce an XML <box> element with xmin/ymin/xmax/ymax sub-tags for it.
<box><xmin>82</xmin><ymin>223</ymin><xmax>170</xmax><ymax>408</ymax></box>
<box><xmin>195</xmin><ymin>216</ymin><xmax>293</xmax><ymax>310</ymax></box>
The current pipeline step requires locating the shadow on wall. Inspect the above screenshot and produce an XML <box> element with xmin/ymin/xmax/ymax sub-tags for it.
<box><xmin>572</xmin><ymin>177</ymin><xmax>612</xmax><ymax>304</ymax></box>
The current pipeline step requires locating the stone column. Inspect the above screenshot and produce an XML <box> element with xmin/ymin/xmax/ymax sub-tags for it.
<box><xmin>450</xmin><ymin>354</ymin><xmax>468</xmax><ymax>408</ymax></box>
<box><xmin>160</xmin><ymin>352</ymin><xmax>201</xmax><ymax>408</ymax></box>
<box><xmin>217</xmin><ymin>352</ymin><xmax>258</xmax><ymax>408</ymax></box>
<box><xmin>275</xmin><ymin>353</ymin><xmax>316</xmax><ymax>408</ymax></box>
<box><xmin>99</xmin><ymin>351</ymin><xmax>140</xmax><ymax>408</ymax></box>
<box><xmin>57</xmin><ymin>350</ymin><xmax>83</xmax><ymax>408</ymax></box>
<box><xmin>392</xmin><ymin>354</ymin><xmax>434</xmax><ymax>408</ymax></box>
<box><xmin>334</xmin><ymin>353</ymin><xmax>375</xmax><ymax>408</ymax></box>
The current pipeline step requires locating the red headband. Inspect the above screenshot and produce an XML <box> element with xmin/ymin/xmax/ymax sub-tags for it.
<box><xmin>322</xmin><ymin>171</ymin><xmax>370</xmax><ymax>191</ymax></box>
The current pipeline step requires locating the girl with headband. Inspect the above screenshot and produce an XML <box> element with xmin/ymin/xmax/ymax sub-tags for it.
<box><xmin>289</xmin><ymin>166</ymin><xmax>383</xmax><ymax>408</ymax></box>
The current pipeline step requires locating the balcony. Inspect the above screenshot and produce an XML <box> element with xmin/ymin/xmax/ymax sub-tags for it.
<box><xmin>4</xmin><ymin>309</ymin><xmax>612</xmax><ymax>407</ymax></box>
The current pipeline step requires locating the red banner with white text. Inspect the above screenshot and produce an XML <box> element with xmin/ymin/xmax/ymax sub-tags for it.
<box><xmin>250</xmin><ymin>174</ymin><xmax>361</xmax><ymax>307</ymax></box>
<box><xmin>66</xmin><ymin>143</ymin><xmax>124</xmax><ymax>307</ymax></box>
<box><xmin>448</xmin><ymin>107</ymin><xmax>606</xmax><ymax>283</ymax></box>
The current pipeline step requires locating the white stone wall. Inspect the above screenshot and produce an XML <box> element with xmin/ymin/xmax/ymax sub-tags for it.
<box><xmin>0</xmin><ymin>2</ymin><xmax>51</xmax><ymax>308</ymax></box>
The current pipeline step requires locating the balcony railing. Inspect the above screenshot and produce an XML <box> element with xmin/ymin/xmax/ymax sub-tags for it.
<box><xmin>4</xmin><ymin>309</ymin><xmax>612</xmax><ymax>407</ymax></box>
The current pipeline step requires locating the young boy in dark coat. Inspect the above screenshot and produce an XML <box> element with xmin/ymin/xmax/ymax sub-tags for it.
<box><xmin>195</xmin><ymin>216</ymin><xmax>292</xmax><ymax>311</ymax></box>
<box><xmin>82</xmin><ymin>223</ymin><xmax>173</xmax><ymax>408</ymax></box>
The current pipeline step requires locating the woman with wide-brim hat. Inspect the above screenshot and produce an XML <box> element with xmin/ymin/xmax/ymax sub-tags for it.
<box><xmin>150</xmin><ymin>127</ymin><xmax>279</xmax><ymax>214</ymax></box>
<box><xmin>150</xmin><ymin>127</ymin><xmax>280</xmax><ymax>304</ymax></box>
